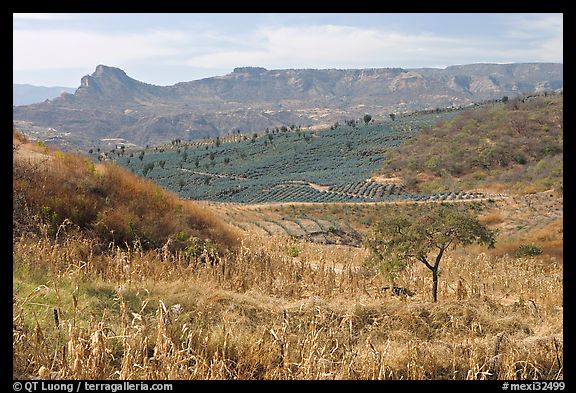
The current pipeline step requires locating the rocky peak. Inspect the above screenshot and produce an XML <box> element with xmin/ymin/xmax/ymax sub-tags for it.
<box><xmin>76</xmin><ymin>65</ymin><xmax>151</xmax><ymax>100</ymax></box>
<box><xmin>93</xmin><ymin>64</ymin><xmax>131</xmax><ymax>80</ymax></box>
<box><xmin>232</xmin><ymin>67</ymin><xmax>268</xmax><ymax>75</ymax></box>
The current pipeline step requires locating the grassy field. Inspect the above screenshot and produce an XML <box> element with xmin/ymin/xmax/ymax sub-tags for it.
<box><xmin>13</xmin><ymin>226</ymin><xmax>563</xmax><ymax>380</ymax></box>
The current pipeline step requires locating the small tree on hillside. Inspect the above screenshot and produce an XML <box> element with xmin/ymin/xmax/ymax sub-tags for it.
<box><xmin>363</xmin><ymin>114</ymin><xmax>372</xmax><ymax>125</ymax></box>
<box><xmin>365</xmin><ymin>204</ymin><xmax>496</xmax><ymax>302</ymax></box>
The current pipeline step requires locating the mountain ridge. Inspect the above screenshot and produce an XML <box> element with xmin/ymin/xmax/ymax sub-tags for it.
<box><xmin>13</xmin><ymin>63</ymin><xmax>563</xmax><ymax>149</ymax></box>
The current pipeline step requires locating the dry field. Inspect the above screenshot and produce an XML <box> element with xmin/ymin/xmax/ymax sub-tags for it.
<box><xmin>13</xmin><ymin>229</ymin><xmax>563</xmax><ymax>380</ymax></box>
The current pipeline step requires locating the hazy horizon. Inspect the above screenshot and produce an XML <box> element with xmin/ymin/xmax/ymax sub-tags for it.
<box><xmin>14</xmin><ymin>13</ymin><xmax>562</xmax><ymax>87</ymax></box>
<box><xmin>12</xmin><ymin>60</ymin><xmax>564</xmax><ymax>90</ymax></box>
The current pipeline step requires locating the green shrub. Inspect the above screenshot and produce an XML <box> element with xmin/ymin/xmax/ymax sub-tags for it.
<box><xmin>514</xmin><ymin>244</ymin><xmax>543</xmax><ymax>258</ymax></box>
<box><xmin>175</xmin><ymin>230</ymin><xmax>188</xmax><ymax>242</ymax></box>
<box><xmin>288</xmin><ymin>246</ymin><xmax>299</xmax><ymax>257</ymax></box>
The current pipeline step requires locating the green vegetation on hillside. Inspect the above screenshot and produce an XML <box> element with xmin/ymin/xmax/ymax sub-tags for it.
<box><xmin>114</xmin><ymin>110</ymin><xmax>467</xmax><ymax>203</ymax></box>
<box><xmin>377</xmin><ymin>93</ymin><xmax>563</xmax><ymax>194</ymax></box>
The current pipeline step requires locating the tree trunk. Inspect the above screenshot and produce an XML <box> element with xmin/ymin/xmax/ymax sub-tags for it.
<box><xmin>431</xmin><ymin>247</ymin><xmax>445</xmax><ymax>303</ymax></box>
<box><xmin>432</xmin><ymin>267</ymin><xmax>439</xmax><ymax>303</ymax></box>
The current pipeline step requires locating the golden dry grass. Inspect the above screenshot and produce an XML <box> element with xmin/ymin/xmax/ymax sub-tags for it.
<box><xmin>479</xmin><ymin>211</ymin><xmax>505</xmax><ymax>226</ymax></box>
<box><xmin>13</xmin><ymin>144</ymin><xmax>239</xmax><ymax>251</ymax></box>
<box><xmin>13</xmin><ymin>230</ymin><xmax>563</xmax><ymax>380</ymax></box>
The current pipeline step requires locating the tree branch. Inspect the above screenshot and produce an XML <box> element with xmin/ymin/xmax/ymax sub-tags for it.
<box><xmin>417</xmin><ymin>255</ymin><xmax>434</xmax><ymax>271</ymax></box>
<box><xmin>434</xmin><ymin>246</ymin><xmax>446</xmax><ymax>269</ymax></box>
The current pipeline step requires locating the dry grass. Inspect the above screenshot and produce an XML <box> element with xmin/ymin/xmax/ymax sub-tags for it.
<box><xmin>479</xmin><ymin>211</ymin><xmax>505</xmax><ymax>226</ymax></box>
<box><xmin>13</xmin><ymin>146</ymin><xmax>239</xmax><ymax>251</ymax></box>
<box><xmin>378</xmin><ymin>94</ymin><xmax>563</xmax><ymax>195</ymax></box>
<box><xmin>13</xmin><ymin>229</ymin><xmax>563</xmax><ymax>380</ymax></box>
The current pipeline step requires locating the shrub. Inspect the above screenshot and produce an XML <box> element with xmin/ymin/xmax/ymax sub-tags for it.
<box><xmin>288</xmin><ymin>246</ymin><xmax>299</xmax><ymax>257</ymax></box>
<box><xmin>174</xmin><ymin>230</ymin><xmax>188</xmax><ymax>242</ymax></box>
<box><xmin>514</xmin><ymin>153</ymin><xmax>527</xmax><ymax>165</ymax></box>
<box><xmin>514</xmin><ymin>244</ymin><xmax>543</xmax><ymax>258</ymax></box>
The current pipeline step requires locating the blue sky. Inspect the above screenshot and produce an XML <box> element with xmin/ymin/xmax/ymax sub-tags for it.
<box><xmin>13</xmin><ymin>13</ymin><xmax>563</xmax><ymax>87</ymax></box>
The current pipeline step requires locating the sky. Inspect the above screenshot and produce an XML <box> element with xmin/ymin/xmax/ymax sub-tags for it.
<box><xmin>13</xmin><ymin>13</ymin><xmax>563</xmax><ymax>88</ymax></box>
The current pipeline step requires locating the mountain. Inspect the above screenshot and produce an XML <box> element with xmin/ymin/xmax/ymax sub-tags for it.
<box><xmin>13</xmin><ymin>84</ymin><xmax>76</xmax><ymax>106</ymax></box>
<box><xmin>13</xmin><ymin>63</ymin><xmax>563</xmax><ymax>149</ymax></box>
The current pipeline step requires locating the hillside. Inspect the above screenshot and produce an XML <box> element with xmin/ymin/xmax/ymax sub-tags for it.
<box><xmin>13</xmin><ymin>83</ymin><xmax>76</xmax><ymax>106</ymax></box>
<box><xmin>13</xmin><ymin>161</ymin><xmax>563</xmax><ymax>380</ymax></box>
<box><xmin>13</xmin><ymin>63</ymin><xmax>562</xmax><ymax>150</ymax></box>
<box><xmin>111</xmin><ymin>107</ymin><xmax>490</xmax><ymax>204</ymax></box>
<box><xmin>376</xmin><ymin>93</ymin><xmax>563</xmax><ymax>195</ymax></box>
<box><xmin>111</xmin><ymin>94</ymin><xmax>561</xmax><ymax>204</ymax></box>
<box><xmin>13</xmin><ymin>130</ymin><xmax>239</xmax><ymax>253</ymax></box>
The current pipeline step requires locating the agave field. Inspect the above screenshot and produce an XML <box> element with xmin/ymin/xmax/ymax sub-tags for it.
<box><xmin>114</xmin><ymin>108</ymin><xmax>482</xmax><ymax>203</ymax></box>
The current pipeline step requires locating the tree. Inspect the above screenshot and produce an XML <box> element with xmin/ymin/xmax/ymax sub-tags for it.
<box><xmin>389</xmin><ymin>113</ymin><xmax>396</xmax><ymax>121</ymax></box>
<box><xmin>363</xmin><ymin>114</ymin><xmax>372</xmax><ymax>125</ymax></box>
<box><xmin>365</xmin><ymin>204</ymin><xmax>496</xmax><ymax>302</ymax></box>
<box><xmin>142</xmin><ymin>162</ymin><xmax>155</xmax><ymax>176</ymax></box>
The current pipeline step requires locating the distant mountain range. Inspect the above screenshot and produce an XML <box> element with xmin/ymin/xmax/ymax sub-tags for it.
<box><xmin>13</xmin><ymin>84</ymin><xmax>76</xmax><ymax>106</ymax></box>
<box><xmin>13</xmin><ymin>63</ymin><xmax>563</xmax><ymax>149</ymax></box>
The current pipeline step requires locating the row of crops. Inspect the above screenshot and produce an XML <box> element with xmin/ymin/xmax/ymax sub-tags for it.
<box><xmin>244</xmin><ymin>183</ymin><xmax>485</xmax><ymax>204</ymax></box>
<box><xmin>327</xmin><ymin>181</ymin><xmax>404</xmax><ymax>199</ymax></box>
<box><xmin>114</xmin><ymin>108</ymin><xmax>480</xmax><ymax>204</ymax></box>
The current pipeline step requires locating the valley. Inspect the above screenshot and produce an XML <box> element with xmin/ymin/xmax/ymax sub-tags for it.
<box><xmin>12</xmin><ymin>77</ymin><xmax>563</xmax><ymax>382</ymax></box>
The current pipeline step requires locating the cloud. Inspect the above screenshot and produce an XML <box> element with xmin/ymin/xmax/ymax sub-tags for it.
<box><xmin>13</xmin><ymin>28</ymin><xmax>186</xmax><ymax>71</ymax></box>
<box><xmin>185</xmin><ymin>25</ymin><xmax>462</xmax><ymax>70</ymax></box>
<box><xmin>506</xmin><ymin>13</ymin><xmax>563</xmax><ymax>36</ymax></box>
<box><xmin>13</xmin><ymin>15</ymin><xmax>562</xmax><ymax>86</ymax></box>
<box><xmin>184</xmin><ymin>21</ymin><xmax>562</xmax><ymax>71</ymax></box>
<box><xmin>503</xmin><ymin>14</ymin><xmax>563</xmax><ymax>62</ymax></box>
